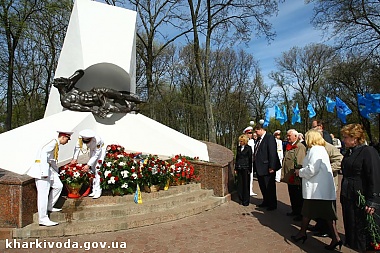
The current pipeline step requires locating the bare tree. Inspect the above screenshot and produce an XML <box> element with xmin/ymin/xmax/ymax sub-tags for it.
<box><xmin>0</xmin><ymin>0</ymin><xmax>41</xmax><ymax>130</ymax></box>
<box><xmin>274</xmin><ymin>43</ymin><xmax>337</xmax><ymax>133</ymax></box>
<box><xmin>307</xmin><ymin>0</ymin><xmax>380</xmax><ymax>57</ymax></box>
<box><xmin>185</xmin><ymin>0</ymin><xmax>279</xmax><ymax>142</ymax></box>
<box><xmin>327</xmin><ymin>52</ymin><xmax>380</xmax><ymax>141</ymax></box>
<box><xmin>128</xmin><ymin>0</ymin><xmax>192</xmax><ymax>119</ymax></box>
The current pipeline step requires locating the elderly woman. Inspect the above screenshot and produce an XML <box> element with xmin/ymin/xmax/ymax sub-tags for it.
<box><xmin>291</xmin><ymin>130</ymin><xmax>341</xmax><ymax>251</ymax></box>
<box><xmin>340</xmin><ymin>124</ymin><xmax>380</xmax><ymax>252</ymax></box>
<box><xmin>235</xmin><ymin>134</ymin><xmax>253</xmax><ymax>206</ymax></box>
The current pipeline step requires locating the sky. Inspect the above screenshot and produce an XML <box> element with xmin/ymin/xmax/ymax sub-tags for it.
<box><xmin>247</xmin><ymin>1</ymin><xmax>328</xmax><ymax>86</ymax></box>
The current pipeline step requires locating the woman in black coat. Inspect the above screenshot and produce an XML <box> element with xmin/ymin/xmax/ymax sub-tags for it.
<box><xmin>340</xmin><ymin>124</ymin><xmax>380</xmax><ymax>252</ymax></box>
<box><xmin>235</xmin><ymin>134</ymin><xmax>253</xmax><ymax>206</ymax></box>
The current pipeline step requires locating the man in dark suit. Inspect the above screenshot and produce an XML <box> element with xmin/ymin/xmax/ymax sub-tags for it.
<box><xmin>253</xmin><ymin>124</ymin><xmax>281</xmax><ymax>211</ymax></box>
<box><xmin>312</xmin><ymin>120</ymin><xmax>332</xmax><ymax>144</ymax></box>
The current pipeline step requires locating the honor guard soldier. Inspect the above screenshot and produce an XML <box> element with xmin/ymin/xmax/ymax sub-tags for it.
<box><xmin>27</xmin><ymin>130</ymin><xmax>73</xmax><ymax>226</ymax></box>
<box><xmin>71</xmin><ymin>129</ymin><xmax>105</xmax><ymax>199</ymax></box>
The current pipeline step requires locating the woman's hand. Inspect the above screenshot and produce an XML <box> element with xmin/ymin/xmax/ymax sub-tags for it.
<box><xmin>365</xmin><ymin>206</ymin><xmax>375</xmax><ymax>215</ymax></box>
<box><xmin>295</xmin><ymin>169</ymin><xmax>300</xmax><ymax>177</ymax></box>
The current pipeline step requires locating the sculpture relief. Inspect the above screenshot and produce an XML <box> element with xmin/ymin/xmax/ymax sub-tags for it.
<box><xmin>53</xmin><ymin>70</ymin><xmax>142</xmax><ymax>118</ymax></box>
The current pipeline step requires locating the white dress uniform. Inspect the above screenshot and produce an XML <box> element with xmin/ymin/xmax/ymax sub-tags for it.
<box><xmin>27</xmin><ymin>138</ymin><xmax>64</xmax><ymax>226</ymax></box>
<box><xmin>248</xmin><ymin>138</ymin><xmax>257</xmax><ymax>196</ymax></box>
<box><xmin>275</xmin><ymin>138</ymin><xmax>284</xmax><ymax>182</ymax></box>
<box><xmin>243</xmin><ymin>126</ymin><xmax>257</xmax><ymax>196</ymax></box>
<box><xmin>73</xmin><ymin>129</ymin><xmax>105</xmax><ymax>199</ymax></box>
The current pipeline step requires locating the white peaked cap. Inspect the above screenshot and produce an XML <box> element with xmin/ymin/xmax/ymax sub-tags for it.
<box><xmin>274</xmin><ymin>130</ymin><xmax>281</xmax><ymax>135</ymax></box>
<box><xmin>79</xmin><ymin>129</ymin><xmax>96</xmax><ymax>138</ymax></box>
<box><xmin>57</xmin><ymin>130</ymin><xmax>74</xmax><ymax>136</ymax></box>
<box><xmin>243</xmin><ymin>126</ymin><xmax>253</xmax><ymax>133</ymax></box>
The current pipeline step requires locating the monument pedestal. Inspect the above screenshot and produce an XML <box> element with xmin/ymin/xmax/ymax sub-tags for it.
<box><xmin>0</xmin><ymin>169</ymin><xmax>37</xmax><ymax>229</ymax></box>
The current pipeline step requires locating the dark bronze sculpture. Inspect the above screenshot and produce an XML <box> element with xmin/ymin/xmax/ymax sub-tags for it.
<box><xmin>53</xmin><ymin>70</ymin><xmax>142</xmax><ymax>118</ymax></box>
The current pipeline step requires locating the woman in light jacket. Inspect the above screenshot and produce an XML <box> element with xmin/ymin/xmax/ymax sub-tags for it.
<box><xmin>291</xmin><ymin>130</ymin><xmax>342</xmax><ymax>251</ymax></box>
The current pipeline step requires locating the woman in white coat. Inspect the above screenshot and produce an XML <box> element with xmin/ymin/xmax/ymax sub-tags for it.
<box><xmin>291</xmin><ymin>130</ymin><xmax>342</xmax><ymax>251</ymax></box>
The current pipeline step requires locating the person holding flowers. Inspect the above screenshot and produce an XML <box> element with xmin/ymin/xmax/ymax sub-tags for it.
<box><xmin>71</xmin><ymin>129</ymin><xmax>105</xmax><ymax>199</ymax></box>
<box><xmin>27</xmin><ymin>130</ymin><xmax>73</xmax><ymax>226</ymax></box>
<box><xmin>281</xmin><ymin>129</ymin><xmax>306</xmax><ymax>221</ymax></box>
<box><xmin>340</xmin><ymin>123</ymin><xmax>380</xmax><ymax>252</ymax></box>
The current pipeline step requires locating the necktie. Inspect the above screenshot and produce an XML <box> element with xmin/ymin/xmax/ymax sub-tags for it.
<box><xmin>253</xmin><ymin>137</ymin><xmax>261</xmax><ymax>159</ymax></box>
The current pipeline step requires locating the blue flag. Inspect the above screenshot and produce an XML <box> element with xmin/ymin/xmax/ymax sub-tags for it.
<box><xmin>263</xmin><ymin>108</ymin><xmax>270</xmax><ymax>127</ymax></box>
<box><xmin>365</xmin><ymin>93</ymin><xmax>380</xmax><ymax>113</ymax></box>
<box><xmin>336</xmin><ymin>97</ymin><xmax>352</xmax><ymax>123</ymax></box>
<box><xmin>307</xmin><ymin>103</ymin><xmax>316</xmax><ymax>118</ymax></box>
<box><xmin>283</xmin><ymin>106</ymin><xmax>288</xmax><ymax>123</ymax></box>
<box><xmin>326</xmin><ymin>97</ymin><xmax>336</xmax><ymax>113</ymax></box>
<box><xmin>291</xmin><ymin>103</ymin><xmax>301</xmax><ymax>125</ymax></box>
<box><xmin>275</xmin><ymin>105</ymin><xmax>285</xmax><ymax>125</ymax></box>
<box><xmin>357</xmin><ymin>94</ymin><xmax>371</xmax><ymax>119</ymax></box>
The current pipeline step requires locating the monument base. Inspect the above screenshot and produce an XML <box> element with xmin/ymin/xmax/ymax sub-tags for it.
<box><xmin>0</xmin><ymin>169</ymin><xmax>37</xmax><ymax>229</ymax></box>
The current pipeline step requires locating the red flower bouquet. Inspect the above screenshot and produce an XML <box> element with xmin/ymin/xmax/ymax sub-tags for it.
<box><xmin>59</xmin><ymin>163</ymin><xmax>93</xmax><ymax>185</ymax></box>
<box><xmin>169</xmin><ymin>155</ymin><xmax>200</xmax><ymax>184</ymax></box>
<box><xmin>99</xmin><ymin>145</ymin><xmax>142</xmax><ymax>195</ymax></box>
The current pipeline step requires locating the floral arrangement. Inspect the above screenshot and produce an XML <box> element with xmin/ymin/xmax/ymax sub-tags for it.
<box><xmin>99</xmin><ymin>144</ymin><xmax>200</xmax><ymax>195</ymax></box>
<box><xmin>140</xmin><ymin>154</ymin><xmax>171</xmax><ymax>187</ymax></box>
<box><xmin>357</xmin><ymin>190</ymin><xmax>380</xmax><ymax>250</ymax></box>
<box><xmin>99</xmin><ymin>144</ymin><xmax>143</xmax><ymax>195</ymax></box>
<box><xmin>169</xmin><ymin>155</ymin><xmax>200</xmax><ymax>184</ymax></box>
<box><xmin>59</xmin><ymin>163</ymin><xmax>93</xmax><ymax>185</ymax></box>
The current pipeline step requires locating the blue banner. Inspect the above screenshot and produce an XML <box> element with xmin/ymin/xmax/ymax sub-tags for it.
<box><xmin>291</xmin><ymin>103</ymin><xmax>301</xmax><ymax>125</ymax></box>
<box><xmin>283</xmin><ymin>105</ymin><xmax>288</xmax><ymax>124</ymax></box>
<box><xmin>263</xmin><ymin>108</ymin><xmax>270</xmax><ymax>127</ymax></box>
<box><xmin>307</xmin><ymin>103</ymin><xmax>316</xmax><ymax>118</ymax></box>
<box><xmin>326</xmin><ymin>97</ymin><xmax>336</xmax><ymax>113</ymax></box>
<box><xmin>336</xmin><ymin>97</ymin><xmax>352</xmax><ymax>123</ymax></box>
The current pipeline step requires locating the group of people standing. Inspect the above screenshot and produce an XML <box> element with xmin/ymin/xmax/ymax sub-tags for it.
<box><xmin>27</xmin><ymin>129</ymin><xmax>105</xmax><ymax>227</ymax></box>
<box><xmin>235</xmin><ymin>120</ymin><xmax>380</xmax><ymax>252</ymax></box>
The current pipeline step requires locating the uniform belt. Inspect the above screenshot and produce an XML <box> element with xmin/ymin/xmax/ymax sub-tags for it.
<box><xmin>35</xmin><ymin>160</ymin><xmax>40</xmax><ymax>163</ymax></box>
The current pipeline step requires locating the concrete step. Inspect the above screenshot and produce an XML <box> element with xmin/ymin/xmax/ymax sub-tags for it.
<box><xmin>13</xmin><ymin>184</ymin><xmax>227</xmax><ymax>239</ymax></box>
<box><xmin>33</xmin><ymin>188</ymin><xmax>214</xmax><ymax>223</ymax></box>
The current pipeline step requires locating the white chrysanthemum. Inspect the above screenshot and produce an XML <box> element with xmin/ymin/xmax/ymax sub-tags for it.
<box><xmin>108</xmin><ymin>176</ymin><xmax>116</xmax><ymax>184</ymax></box>
<box><xmin>73</xmin><ymin>171</ymin><xmax>81</xmax><ymax>178</ymax></box>
<box><xmin>117</xmin><ymin>155</ymin><xmax>123</xmax><ymax>158</ymax></box>
<box><xmin>131</xmin><ymin>172</ymin><xmax>137</xmax><ymax>179</ymax></box>
<box><xmin>121</xmin><ymin>170</ymin><xmax>129</xmax><ymax>178</ymax></box>
<box><xmin>121</xmin><ymin>183</ymin><xmax>128</xmax><ymax>189</ymax></box>
<box><xmin>106</xmin><ymin>162</ymin><xmax>112</xmax><ymax>167</ymax></box>
<box><xmin>119</xmin><ymin>162</ymin><xmax>126</xmax><ymax>166</ymax></box>
<box><xmin>104</xmin><ymin>170</ymin><xmax>112</xmax><ymax>178</ymax></box>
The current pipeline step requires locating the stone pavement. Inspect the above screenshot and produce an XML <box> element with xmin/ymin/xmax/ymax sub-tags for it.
<box><xmin>0</xmin><ymin>176</ymin><xmax>357</xmax><ymax>253</ymax></box>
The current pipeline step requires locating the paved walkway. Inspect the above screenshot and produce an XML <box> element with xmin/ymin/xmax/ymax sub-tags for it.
<box><xmin>1</xmin><ymin>176</ymin><xmax>357</xmax><ymax>253</ymax></box>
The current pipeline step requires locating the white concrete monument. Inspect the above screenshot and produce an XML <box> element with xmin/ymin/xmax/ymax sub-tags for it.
<box><xmin>0</xmin><ymin>0</ymin><xmax>209</xmax><ymax>175</ymax></box>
